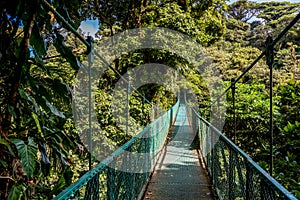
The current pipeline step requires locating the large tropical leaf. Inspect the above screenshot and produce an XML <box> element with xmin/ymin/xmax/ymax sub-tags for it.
<box><xmin>11</xmin><ymin>138</ymin><xmax>38</xmax><ymax>179</ymax></box>
<box><xmin>8</xmin><ymin>183</ymin><xmax>25</xmax><ymax>200</ymax></box>
<box><xmin>30</xmin><ymin>22</ymin><xmax>47</xmax><ymax>56</ymax></box>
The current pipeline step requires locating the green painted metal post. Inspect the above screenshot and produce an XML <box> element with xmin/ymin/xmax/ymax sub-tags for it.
<box><xmin>199</xmin><ymin>119</ymin><xmax>203</xmax><ymax>153</ymax></box>
<box><xmin>229</xmin><ymin>79</ymin><xmax>237</xmax><ymax>200</ymax></box>
<box><xmin>229</xmin><ymin>151</ymin><xmax>235</xmax><ymax>200</ymax></box>
<box><xmin>87</xmin><ymin>36</ymin><xmax>94</xmax><ymax>170</ymax></box>
<box><xmin>142</xmin><ymin>93</ymin><xmax>145</xmax><ymax>127</ymax></box>
<box><xmin>126</xmin><ymin>78</ymin><xmax>130</xmax><ymax>136</ymax></box>
<box><xmin>128</xmin><ymin>146</ymin><xmax>134</xmax><ymax>200</ymax></box>
<box><xmin>107</xmin><ymin>168</ymin><xmax>116</xmax><ymax>200</ymax></box>
<box><xmin>217</xmin><ymin>97</ymin><xmax>220</xmax><ymax>131</ymax></box>
<box><xmin>246</xmin><ymin>163</ymin><xmax>254</xmax><ymax>200</ymax></box>
<box><xmin>266</xmin><ymin>36</ymin><xmax>274</xmax><ymax>176</ymax></box>
<box><xmin>170</xmin><ymin>103</ymin><xmax>173</xmax><ymax>126</ymax></box>
<box><xmin>207</xmin><ymin>125</ymin><xmax>211</xmax><ymax>173</ymax></box>
<box><xmin>146</xmin><ymin>130</ymin><xmax>150</xmax><ymax>177</ymax></box>
<box><xmin>84</xmin><ymin>174</ymin><xmax>100</xmax><ymax>200</ymax></box>
<box><xmin>231</xmin><ymin>79</ymin><xmax>236</xmax><ymax>144</ymax></box>
<box><xmin>210</xmin><ymin>128</ymin><xmax>215</xmax><ymax>187</ymax></box>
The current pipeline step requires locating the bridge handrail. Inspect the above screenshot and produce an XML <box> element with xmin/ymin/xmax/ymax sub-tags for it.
<box><xmin>53</xmin><ymin>101</ymin><xmax>179</xmax><ymax>199</ymax></box>
<box><xmin>186</xmin><ymin>103</ymin><xmax>297</xmax><ymax>200</ymax></box>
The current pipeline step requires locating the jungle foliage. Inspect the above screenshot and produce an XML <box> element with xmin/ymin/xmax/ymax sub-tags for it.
<box><xmin>216</xmin><ymin>0</ymin><xmax>300</xmax><ymax>197</ymax></box>
<box><xmin>0</xmin><ymin>0</ymin><xmax>299</xmax><ymax>199</ymax></box>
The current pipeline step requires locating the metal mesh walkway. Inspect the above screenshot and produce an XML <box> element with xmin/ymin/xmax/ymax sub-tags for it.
<box><xmin>143</xmin><ymin>104</ymin><xmax>214</xmax><ymax>200</ymax></box>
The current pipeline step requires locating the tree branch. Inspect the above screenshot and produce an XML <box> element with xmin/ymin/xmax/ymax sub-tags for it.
<box><xmin>2</xmin><ymin>1</ymin><xmax>38</xmax><ymax>138</ymax></box>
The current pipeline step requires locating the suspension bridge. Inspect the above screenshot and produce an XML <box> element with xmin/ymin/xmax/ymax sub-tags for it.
<box><xmin>40</xmin><ymin>1</ymin><xmax>300</xmax><ymax>199</ymax></box>
<box><xmin>53</xmin><ymin>100</ymin><xmax>297</xmax><ymax>200</ymax></box>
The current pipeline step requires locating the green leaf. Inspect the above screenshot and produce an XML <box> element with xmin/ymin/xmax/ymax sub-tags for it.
<box><xmin>49</xmin><ymin>168</ymin><xmax>73</xmax><ymax>197</ymax></box>
<box><xmin>0</xmin><ymin>159</ymin><xmax>8</xmax><ymax>168</ymax></box>
<box><xmin>51</xmin><ymin>79</ymin><xmax>71</xmax><ymax>103</ymax></box>
<box><xmin>45</xmin><ymin>98</ymin><xmax>65</xmax><ymax>118</ymax></box>
<box><xmin>8</xmin><ymin>183</ymin><xmax>25</xmax><ymax>200</ymax></box>
<box><xmin>0</xmin><ymin>136</ymin><xmax>15</xmax><ymax>156</ymax></box>
<box><xmin>30</xmin><ymin>22</ymin><xmax>47</xmax><ymax>56</ymax></box>
<box><xmin>11</xmin><ymin>138</ymin><xmax>38</xmax><ymax>179</ymax></box>
<box><xmin>284</xmin><ymin>126</ymin><xmax>289</xmax><ymax>132</ymax></box>
<box><xmin>7</xmin><ymin>105</ymin><xmax>17</xmax><ymax>119</ymax></box>
<box><xmin>19</xmin><ymin>89</ymin><xmax>40</xmax><ymax>112</ymax></box>
<box><xmin>49</xmin><ymin>173</ymin><xmax>66</xmax><ymax>197</ymax></box>
<box><xmin>31</xmin><ymin>112</ymin><xmax>42</xmax><ymax>134</ymax></box>
<box><xmin>39</xmin><ymin>144</ymin><xmax>50</xmax><ymax>176</ymax></box>
<box><xmin>53</xmin><ymin>32</ymin><xmax>80</xmax><ymax>70</ymax></box>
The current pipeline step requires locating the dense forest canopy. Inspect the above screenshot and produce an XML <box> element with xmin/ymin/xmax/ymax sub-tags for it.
<box><xmin>0</xmin><ymin>0</ymin><xmax>300</xmax><ymax>199</ymax></box>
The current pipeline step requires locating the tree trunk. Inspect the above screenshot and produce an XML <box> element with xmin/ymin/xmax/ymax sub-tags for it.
<box><xmin>1</xmin><ymin>1</ymin><xmax>38</xmax><ymax>139</ymax></box>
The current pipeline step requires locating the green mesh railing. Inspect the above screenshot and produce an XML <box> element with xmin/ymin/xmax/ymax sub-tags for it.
<box><xmin>53</xmin><ymin>101</ymin><xmax>179</xmax><ymax>200</ymax></box>
<box><xmin>185</xmin><ymin>104</ymin><xmax>297</xmax><ymax>200</ymax></box>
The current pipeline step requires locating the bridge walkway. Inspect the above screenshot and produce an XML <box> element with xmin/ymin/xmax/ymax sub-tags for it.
<box><xmin>143</xmin><ymin>105</ymin><xmax>214</xmax><ymax>200</ymax></box>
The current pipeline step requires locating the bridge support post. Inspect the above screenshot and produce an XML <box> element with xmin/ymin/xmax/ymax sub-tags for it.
<box><xmin>246</xmin><ymin>163</ymin><xmax>254</xmax><ymax>200</ymax></box>
<box><xmin>266</xmin><ymin>36</ymin><xmax>274</xmax><ymax>176</ymax></box>
<box><xmin>231</xmin><ymin>79</ymin><xmax>236</xmax><ymax>144</ymax></box>
<box><xmin>127</xmin><ymin>146</ymin><xmax>134</xmax><ymax>200</ymax></box>
<box><xmin>210</xmin><ymin>127</ymin><xmax>214</xmax><ymax>183</ymax></box>
<box><xmin>84</xmin><ymin>173</ymin><xmax>100</xmax><ymax>200</ymax></box>
<box><xmin>170</xmin><ymin>104</ymin><xmax>173</xmax><ymax>126</ymax></box>
<box><xmin>199</xmin><ymin>118</ymin><xmax>203</xmax><ymax>154</ymax></box>
<box><xmin>126</xmin><ymin>78</ymin><xmax>131</xmax><ymax>136</ymax></box>
<box><xmin>142</xmin><ymin>93</ymin><xmax>145</xmax><ymax>127</ymax></box>
<box><xmin>229</xmin><ymin>151</ymin><xmax>235</xmax><ymax>200</ymax></box>
<box><xmin>107</xmin><ymin>168</ymin><xmax>116</xmax><ymax>200</ymax></box>
<box><xmin>87</xmin><ymin>36</ymin><xmax>94</xmax><ymax>170</ymax></box>
<box><xmin>228</xmin><ymin>79</ymin><xmax>236</xmax><ymax>200</ymax></box>
<box><xmin>211</xmin><ymin>129</ymin><xmax>218</xmax><ymax>192</ymax></box>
